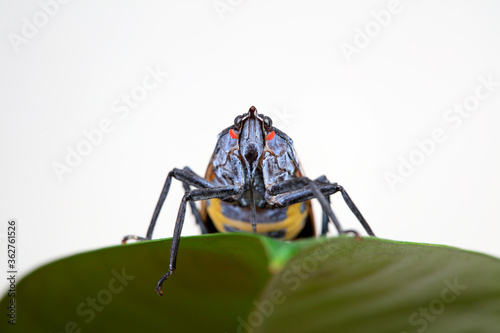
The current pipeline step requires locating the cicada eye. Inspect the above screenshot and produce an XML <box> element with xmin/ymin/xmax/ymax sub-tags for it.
<box><xmin>229</xmin><ymin>129</ymin><xmax>239</xmax><ymax>139</ymax></box>
<box><xmin>263</xmin><ymin>116</ymin><xmax>273</xmax><ymax>128</ymax></box>
<box><xmin>233</xmin><ymin>115</ymin><xmax>243</xmax><ymax>128</ymax></box>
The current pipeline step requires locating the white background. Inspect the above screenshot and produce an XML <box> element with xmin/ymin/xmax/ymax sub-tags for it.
<box><xmin>1</xmin><ymin>0</ymin><xmax>500</xmax><ymax>294</ymax></box>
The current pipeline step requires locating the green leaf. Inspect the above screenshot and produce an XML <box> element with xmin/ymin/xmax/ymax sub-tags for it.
<box><xmin>1</xmin><ymin>234</ymin><xmax>500</xmax><ymax>332</ymax></box>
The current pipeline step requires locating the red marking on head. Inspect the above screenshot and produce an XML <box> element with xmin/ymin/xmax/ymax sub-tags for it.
<box><xmin>266</xmin><ymin>131</ymin><xmax>275</xmax><ymax>141</ymax></box>
<box><xmin>229</xmin><ymin>129</ymin><xmax>238</xmax><ymax>139</ymax></box>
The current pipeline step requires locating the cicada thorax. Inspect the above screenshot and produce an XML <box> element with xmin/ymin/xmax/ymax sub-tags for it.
<box><xmin>200</xmin><ymin>125</ymin><xmax>315</xmax><ymax>240</ymax></box>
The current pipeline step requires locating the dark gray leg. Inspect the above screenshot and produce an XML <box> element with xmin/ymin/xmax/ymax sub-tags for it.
<box><xmin>122</xmin><ymin>167</ymin><xmax>214</xmax><ymax>243</ymax></box>
<box><xmin>181</xmin><ymin>167</ymin><xmax>208</xmax><ymax>234</ymax></box>
<box><xmin>156</xmin><ymin>185</ymin><xmax>243</xmax><ymax>295</ymax></box>
<box><xmin>268</xmin><ymin>177</ymin><xmax>375</xmax><ymax>237</ymax></box>
<box><xmin>182</xmin><ymin>182</ymin><xmax>208</xmax><ymax>234</ymax></box>
<box><xmin>321</xmin><ymin>195</ymin><xmax>332</xmax><ymax>235</ymax></box>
